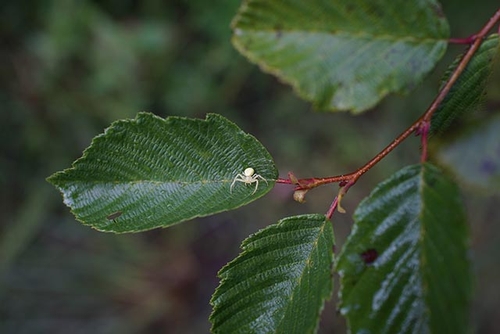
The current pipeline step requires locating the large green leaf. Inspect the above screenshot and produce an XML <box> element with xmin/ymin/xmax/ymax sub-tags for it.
<box><xmin>232</xmin><ymin>0</ymin><xmax>449</xmax><ymax>113</ymax></box>
<box><xmin>431</xmin><ymin>34</ymin><xmax>500</xmax><ymax>135</ymax></box>
<box><xmin>48</xmin><ymin>113</ymin><xmax>277</xmax><ymax>233</ymax></box>
<box><xmin>435</xmin><ymin>113</ymin><xmax>500</xmax><ymax>193</ymax></box>
<box><xmin>210</xmin><ymin>214</ymin><xmax>334</xmax><ymax>334</ymax></box>
<box><xmin>337</xmin><ymin>163</ymin><xmax>470</xmax><ymax>333</ymax></box>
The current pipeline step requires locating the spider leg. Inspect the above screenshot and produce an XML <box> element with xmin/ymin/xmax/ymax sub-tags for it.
<box><xmin>256</xmin><ymin>174</ymin><xmax>268</xmax><ymax>185</ymax></box>
<box><xmin>230</xmin><ymin>174</ymin><xmax>244</xmax><ymax>192</ymax></box>
<box><xmin>251</xmin><ymin>179</ymin><xmax>259</xmax><ymax>195</ymax></box>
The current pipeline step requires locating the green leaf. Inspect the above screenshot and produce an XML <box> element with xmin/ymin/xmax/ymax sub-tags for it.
<box><xmin>431</xmin><ymin>34</ymin><xmax>500</xmax><ymax>135</ymax></box>
<box><xmin>232</xmin><ymin>0</ymin><xmax>449</xmax><ymax>113</ymax></box>
<box><xmin>435</xmin><ymin>113</ymin><xmax>500</xmax><ymax>193</ymax></box>
<box><xmin>48</xmin><ymin>113</ymin><xmax>277</xmax><ymax>233</ymax></box>
<box><xmin>337</xmin><ymin>163</ymin><xmax>471</xmax><ymax>333</ymax></box>
<box><xmin>210</xmin><ymin>214</ymin><xmax>334</xmax><ymax>334</ymax></box>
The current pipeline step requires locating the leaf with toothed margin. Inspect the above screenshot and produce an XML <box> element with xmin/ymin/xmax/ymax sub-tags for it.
<box><xmin>47</xmin><ymin>112</ymin><xmax>277</xmax><ymax>233</ymax></box>
<box><xmin>431</xmin><ymin>34</ymin><xmax>499</xmax><ymax>135</ymax></box>
<box><xmin>232</xmin><ymin>0</ymin><xmax>449</xmax><ymax>113</ymax></box>
<box><xmin>336</xmin><ymin>163</ymin><xmax>471</xmax><ymax>333</ymax></box>
<box><xmin>210</xmin><ymin>214</ymin><xmax>334</xmax><ymax>334</ymax></box>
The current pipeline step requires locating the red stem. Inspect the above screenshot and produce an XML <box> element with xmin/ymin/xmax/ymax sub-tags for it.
<box><xmin>449</xmin><ymin>34</ymin><xmax>478</xmax><ymax>44</ymax></box>
<box><xmin>326</xmin><ymin>196</ymin><xmax>339</xmax><ymax>220</ymax></box>
<box><xmin>277</xmin><ymin>9</ymin><xmax>500</xmax><ymax>216</ymax></box>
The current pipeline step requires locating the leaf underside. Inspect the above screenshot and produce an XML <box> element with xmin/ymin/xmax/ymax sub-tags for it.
<box><xmin>210</xmin><ymin>214</ymin><xmax>334</xmax><ymax>334</ymax></box>
<box><xmin>232</xmin><ymin>0</ymin><xmax>449</xmax><ymax>113</ymax></box>
<box><xmin>431</xmin><ymin>33</ymin><xmax>500</xmax><ymax>135</ymax></box>
<box><xmin>337</xmin><ymin>163</ymin><xmax>471</xmax><ymax>333</ymax></box>
<box><xmin>48</xmin><ymin>113</ymin><xmax>277</xmax><ymax>233</ymax></box>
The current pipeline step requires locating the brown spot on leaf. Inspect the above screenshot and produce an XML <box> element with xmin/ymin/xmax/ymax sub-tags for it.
<box><xmin>360</xmin><ymin>248</ymin><xmax>378</xmax><ymax>264</ymax></box>
<box><xmin>107</xmin><ymin>211</ymin><xmax>122</xmax><ymax>220</ymax></box>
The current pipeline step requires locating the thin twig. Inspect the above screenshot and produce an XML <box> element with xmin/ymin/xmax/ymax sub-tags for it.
<box><xmin>276</xmin><ymin>8</ymin><xmax>500</xmax><ymax>218</ymax></box>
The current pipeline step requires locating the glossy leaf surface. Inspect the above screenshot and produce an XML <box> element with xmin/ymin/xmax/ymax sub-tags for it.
<box><xmin>337</xmin><ymin>163</ymin><xmax>470</xmax><ymax>333</ymax></box>
<box><xmin>436</xmin><ymin>113</ymin><xmax>500</xmax><ymax>193</ymax></box>
<box><xmin>48</xmin><ymin>113</ymin><xmax>277</xmax><ymax>233</ymax></box>
<box><xmin>431</xmin><ymin>34</ymin><xmax>499</xmax><ymax>134</ymax></box>
<box><xmin>210</xmin><ymin>214</ymin><xmax>334</xmax><ymax>333</ymax></box>
<box><xmin>232</xmin><ymin>0</ymin><xmax>449</xmax><ymax>113</ymax></box>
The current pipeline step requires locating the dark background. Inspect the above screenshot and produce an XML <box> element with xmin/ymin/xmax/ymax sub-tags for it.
<box><xmin>1</xmin><ymin>0</ymin><xmax>499</xmax><ymax>333</ymax></box>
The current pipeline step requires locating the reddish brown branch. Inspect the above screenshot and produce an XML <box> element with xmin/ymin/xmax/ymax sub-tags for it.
<box><xmin>282</xmin><ymin>121</ymin><xmax>420</xmax><ymax>192</ymax></box>
<box><xmin>277</xmin><ymin>9</ymin><xmax>500</xmax><ymax>217</ymax></box>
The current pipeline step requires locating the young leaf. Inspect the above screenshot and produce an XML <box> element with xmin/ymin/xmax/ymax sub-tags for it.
<box><xmin>337</xmin><ymin>163</ymin><xmax>471</xmax><ymax>333</ymax></box>
<box><xmin>431</xmin><ymin>34</ymin><xmax>500</xmax><ymax>135</ymax></box>
<box><xmin>210</xmin><ymin>214</ymin><xmax>334</xmax><ymax>334</ymax></box>
<box><xmin>48</xmin><ymin>113</ymin><xmax>277</xmax><ymax>233</ymax></box>
<box><xmin>435</xmin><ymin>113</ymin><xmax>500</xmax><ymax>193</ymax></box>
<box><xmin>232</xmin><ymin>0</ymin><xmax>449</xmax><ymax>113</ymax></box>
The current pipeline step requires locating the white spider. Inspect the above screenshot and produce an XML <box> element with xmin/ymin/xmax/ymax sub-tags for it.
<box><xmin>230</xmin><ymin>167</ymin><xmax>267</xmax><ymax>194</ymax></box>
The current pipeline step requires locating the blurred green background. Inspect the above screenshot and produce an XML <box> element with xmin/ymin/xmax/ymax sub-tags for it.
<box><xmin>1</xmin><ymin>0</ymin><xmax>499</xmax><ymax>333</ymax></box>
